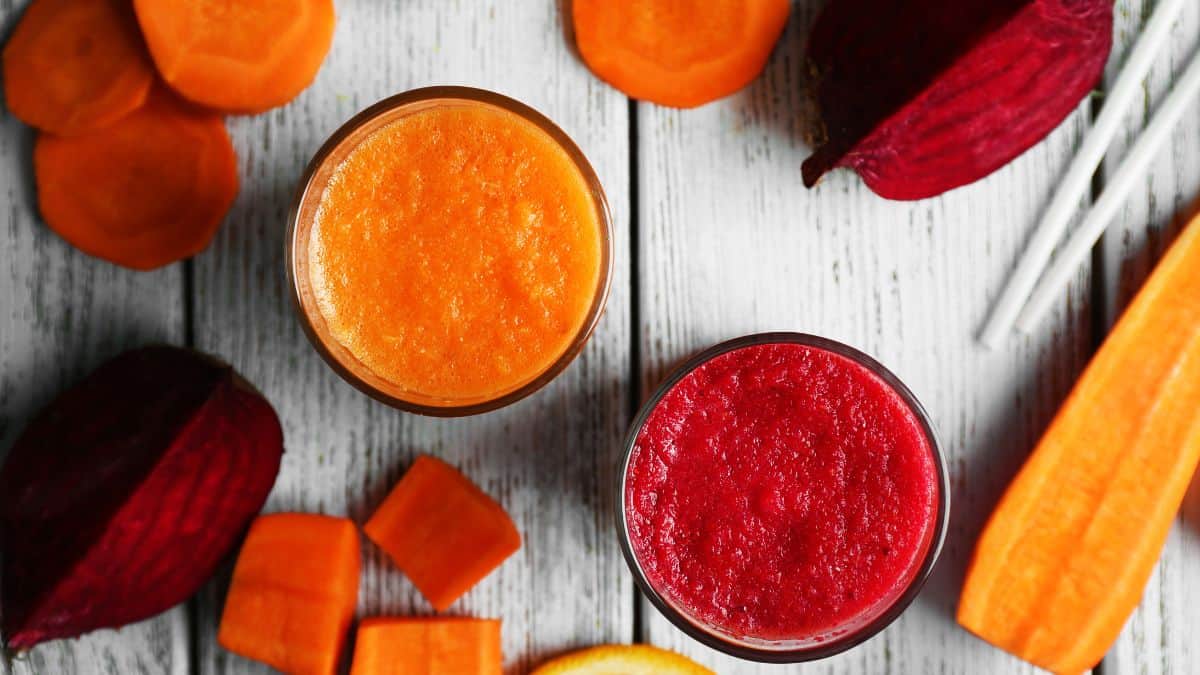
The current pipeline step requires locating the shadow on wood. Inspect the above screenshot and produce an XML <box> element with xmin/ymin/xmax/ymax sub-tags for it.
<box><xmin>917</xmin><ymin>314</ymin><xmax>1093</xmax><ymax>628</ymax></box>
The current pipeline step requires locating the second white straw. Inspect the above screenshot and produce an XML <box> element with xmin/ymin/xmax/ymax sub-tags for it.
<box><xmin>1015</xmin><ymin>48</ymin><xmax>1200</xmax><ymax>334</ymax></box>
<box><xmin>976</xmin><ymin>0</ymin><xmax>1186</xmax><ymax>348</ymax></box>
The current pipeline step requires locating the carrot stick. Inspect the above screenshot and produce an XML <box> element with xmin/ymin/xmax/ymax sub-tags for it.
<box><xmin>3</xmin><ymin>0</ymin><xmax>155</xmax><ymax>135</ymax></box>
<box><xmin>364</xmin><ymin>455</ymin><xmax>520</xmax><ymax>612</ymax></box>
<box><xmin>959</xmin><ymin>212</ymin><xmax>1200</xmax><ymax>673</ymax></box>
<box><xmin>132</xmin><ymin>0</ymin><xmax>336</xmax><ymax>113</ymax></box>
<box><xmin>33</xmin><ymin>88</ymin><xmax>238</xmax><ymax>270</ymax></box>
<box><xmin>218</xmin><ymin>514</ymin><xmax>361</xmax><ymax>675</ymax></box>
<box><xmin>349</xmin><ymin>617</ymin><xmax>502</xmax><ymax>675</ymax></box>
<box><xmin>572</xmin><ymin>0</ymin><xmax>790</xmax><ymax>108</ymax></box>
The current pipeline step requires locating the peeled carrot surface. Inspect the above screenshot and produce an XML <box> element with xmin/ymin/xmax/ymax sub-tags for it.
<box><xmin>218</xmin><ymin>514</ymin><xmax>360</xmax><ymax>675</ymax></box>
<box><xmin>364</xmin><ymin>455</ymin><xmax>520</xmax><ymax>611</ymax></box>
<box><xmin>350</xmin><ymin>617</ymin><xmax>502</xmax><ymax>675</ymax></box>
<box><xmin>132</xmin><ymin>0</ymin><xmax>335</xmax><ymax>112</ymax></box>
<box><xmin>958</xmin><ymin>212</ymin><xmax>1200</xmax><ymax>674</ymax></box>
<box><xmin>573</xmin><ymin>0</ymin><xmax>790</xmax><ymax>108</ymax></box>
<box><xmin>33</xmin><ymin>88</ymin><xmax>237</xmax><ymax>270</ymax></box>
<box><xmin>3</xmin><ymin>0</ymin><xmax>155</xmax><ymax>136</ymax></box>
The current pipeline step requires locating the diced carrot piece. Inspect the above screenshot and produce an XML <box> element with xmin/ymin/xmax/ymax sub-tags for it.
<box><xmin>364</xmin><ymin>455</ymin><xmax>520</xmax><ymax>611</ymax></box>
<box><xmin>3</xmin><ymin>0</ymin><xmax>155</xmax><ymax>135</ymax></box>
<box><xmin>572</xmin><ymin>0</ymin><xmax>791</xmax><ymax>108</ymax></box>
<box><xmin>132</xmin><ymin>0</ymin><xmax>336</xmax><ymax>113</ymax></box>
<box><xmin>349</xmin><ymin>617</ymin><xmax>502</xmax><ymax>675</ymax></box>
<box><xmin>33</xmin><ymin>87</ymin><xmax>238</xmax><ymax>270</ymax></box>
<box><xmin>218</xmin><ymin>513</ymin><xmax>360</xmax><ymax>675</ymax></box>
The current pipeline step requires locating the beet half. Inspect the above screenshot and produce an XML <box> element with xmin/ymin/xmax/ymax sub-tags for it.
<box><xmin>0</xmin><ymin>346</ymin><xmax>283</xmax><ymax>650</ymax></box>
<box><xmin>802</xmin><ymin>0</ymin><xmax>1113</xmax><ymax>200</ymax></box>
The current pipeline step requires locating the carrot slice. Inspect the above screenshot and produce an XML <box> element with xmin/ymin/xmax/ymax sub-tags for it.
<box><xmin>349</xmin><ymin>617</ymin><xmax>502</xmax><ymax>675</ymax></box>
<box><xmin>33</xmin><ymin>88</ymin><xmax>238</xmax><ymax>270</ymax></box>
<box><xmin>2</xmin><ymin>0</ymin><xmax>155</xmax><ymax>135</ymax></box>
<box><xmin>958</xmin><ymin>212</ymin><xmax>1200</xmax><ymax>674</ymax></box>
<box><xmin>531</xmin><ymin>645</ymin><xmax>713</xmax><ymax>675</ymax></box>
<box><xmin>132</xmin><ymin>0</ymin><xmax>335</xmax><ymax>113</ymax></box>
<box><xmin>572</xmin><ymin>0</ymin><xmax>790</xmax><ymax>108</ymax></box>
<box><xmin>364</xmin><ymin>455</ymin><xmax>520</xmax><ymax>611</ymax></box>
<box><xmin>218</xmin><ymin>514</ymin><xmax>361</xmax><ymax>675</ymax></box>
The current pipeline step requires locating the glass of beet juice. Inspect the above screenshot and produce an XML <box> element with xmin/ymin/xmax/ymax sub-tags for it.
<box><xmin>619</xmin><ymin>333</ymin><xmax>949</xmax><ymax>662</ymax></box>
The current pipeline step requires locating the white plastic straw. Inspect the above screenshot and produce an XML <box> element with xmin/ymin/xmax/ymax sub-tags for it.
<box><xmin>977</xmin><ymin>0</ymin><xmax>1186</xmax><ymax>348</ymax></box>
<box><xmin>1015</xmin><ymin>48</ymin><xmax>1200</xmax><ymax>334</ymax></box>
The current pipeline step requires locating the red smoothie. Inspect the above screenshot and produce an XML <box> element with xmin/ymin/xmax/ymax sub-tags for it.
<box><xmin>624</xmin><ymin>340</ymin><xmax>939</xmax><ymax>643</ymax></box>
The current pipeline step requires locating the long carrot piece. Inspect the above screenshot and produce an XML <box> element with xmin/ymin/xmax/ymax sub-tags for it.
<box><xmin>132</xmin><ymin>0</ymin><xmax>335</xmax><ymax>113</ymax></box>
<box><xmin>33</xmin><ymin>88</ymin><xmax>237</xmax><ymax>270</ymax></box>
<box><xmin>218</xmin><ymin>514</ymin><xmax>361</xmax><ymax>675</ymax></box>
<box><xmin>349</xmin><ymin>617</ymin><xmax>502</xmax><ymax>675</ymax></box>
<box><xmin>364</xmin><ymin>455</ymin><xmax>520</xmax><ymax>612</ymax></box>
<box><xmin>3</xmin><ymin>0</ymin><xmax>155</xmax><ymax>136</ymax></box>
<box><xmin>958</xmin><ymin>212</ymin><xmax>1200</xmax><ymax>674</ymax></box>
<box><xmin>572</xmin><ymin>0</ymin><xmax>790</xmax><ymax>108</ymax></box>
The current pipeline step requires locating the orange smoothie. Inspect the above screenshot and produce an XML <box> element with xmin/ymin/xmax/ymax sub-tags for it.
<box><xmin>305</xmin><ymin>96</ymin><xmax>606</xmax><ymax>407</ymax></box>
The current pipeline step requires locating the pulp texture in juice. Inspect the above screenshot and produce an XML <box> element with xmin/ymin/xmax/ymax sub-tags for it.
<box><xmin>625</xmin><ymin>342</ymin><xmax>938</xmax><ymax>641</ymax></box>
<box><xmin>309</xmin><ymin>102</ymin><xmax>603</xmax><ymax>403</ymax></box>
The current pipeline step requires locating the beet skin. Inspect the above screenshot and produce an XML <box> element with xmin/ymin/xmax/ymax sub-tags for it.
<box><xmin>0</xmin><ymin>346</ymin><xmax>283</xmax><ymax>649</ymax></box>
<box><xmin>802</xmin><ymin>0</ymin><xmax>1113</xmax><ymax>200</ymax></box>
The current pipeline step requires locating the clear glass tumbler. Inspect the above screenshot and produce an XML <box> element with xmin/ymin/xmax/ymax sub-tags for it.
<box><xmin>287</xmin><ymin>86</ymin><xmax>613</xmax><ymax>416</ymax></box>
<box><xmin>617</xmin><ymin>332</ymin><xmax>950</xmax><ymax>662</ymax></box>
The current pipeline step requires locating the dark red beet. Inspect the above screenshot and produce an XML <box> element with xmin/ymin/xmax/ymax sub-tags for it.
<box><xmin>802</xmin><ymin>0</ymin><xmax>1112</xmax><ymax>200</ymax></box>
<box><xmin>0</xmin><ymin>346</ymin><xmax>283</xmax><ymax>650</ymax></box>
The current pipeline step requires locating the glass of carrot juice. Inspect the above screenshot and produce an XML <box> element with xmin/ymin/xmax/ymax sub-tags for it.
<box><xmin>288</xmin><ymin>87</ymin><xmax>613</xmax><ymax>415</ymax></box>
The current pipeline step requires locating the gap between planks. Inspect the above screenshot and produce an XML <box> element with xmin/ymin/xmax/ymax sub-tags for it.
<box><xmin>625</xmin><ymin>95</ymin><xmax>646</xmax><ymax>647</ymax></box>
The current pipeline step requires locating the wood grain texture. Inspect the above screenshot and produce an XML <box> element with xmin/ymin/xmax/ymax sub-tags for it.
<box><xmin>1100</xmin><ymin>2</ymin><xmax>1200</xmax><ymax>673</ymax></box>
<box><xmin>634</xmin><ymin>1</ymin><xmax>1095</xmax><ymax>672</ymax></box>
<box><xmin>0</xmin><ymin>4</ymin><xmax>188</xmax><ymax>673</ymax></box>
<box><xmin>189</xmin><ymin>2</ymin><xmax>632</xmax><ymax>674</ymax></box>
<box><xmin>6</xmin><ymin>0</ymin><xmax>1200</xmax><ymax>672</ymax></box>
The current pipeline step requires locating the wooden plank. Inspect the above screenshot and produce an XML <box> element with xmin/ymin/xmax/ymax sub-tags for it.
<box><xmin>0</xmin><ymin>3</ymin><xmax>189</xmax><ymax>670</ymax></box>
<box><xmin>634</xmin><ymin>2</ymin><xmax>1095</xmax><ymax>672</ymax></box>
<box><xmin>1100</xmin><ymin>2</ymin><xmax>1200</xmax><ymax>673</ymax></box>
<box><xmin>190</xmin><ymin>2</ymin><xmax>632</xmax><ymax>673</ymax></box>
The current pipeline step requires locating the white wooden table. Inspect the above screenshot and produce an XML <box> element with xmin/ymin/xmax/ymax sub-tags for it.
<box><xmin>2</xmin><ymin>1</ymin><xmax>1198</xmax><ymax>673</ymax></box>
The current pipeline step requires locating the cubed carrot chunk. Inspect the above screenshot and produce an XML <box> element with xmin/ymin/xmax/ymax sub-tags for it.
<box><xmin>349</xmin><ymin>617</ymin><xmax>502</xmax><ymax>675</ymax></box>
<box><xmin>364</xmin><ymin>455</ymin><xmax>520</xmax><ymax>611</ymax></box>
<box><xmin>218</xmin><ymin>513</ymin><xmax>360</xmax><ymax>675</ymax></box>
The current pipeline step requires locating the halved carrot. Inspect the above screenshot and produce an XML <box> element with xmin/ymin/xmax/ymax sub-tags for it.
<box><xmin>349</xmin><ymin>617</ymin><xmax>502</xmax><ymax>675</ymax></box>
<box><xmin>34</xmin><ymin>88</ymin><xmax>238</xmax><ymax>270</ymax></box>
<box><xmin>218</xmin><ymin>514</ymin><xmax>361</xmax><ymax>675</ymax></box>
<box><xmin>572</xmin><ymin>0</ymin><xmax>790</xmax><ymax>108</ymax></box>
<box><xmin>3</xmin><ymin>0</ymin><xmax>155</xmax><ymax>135</ymax></box>
<box><xmin>958</xmin><ymin>212</ymin><xmax>1200</xmax><ymax>674</ymax></box>
<box><xmin>364</xmin><ymin>455</ymin><xmax>520</xmax><ymax>612</ymax></box>
<box><xmin>132</xmin><ymin>0</ymin><xmax>335</xmax><ymax>113</ymax></box>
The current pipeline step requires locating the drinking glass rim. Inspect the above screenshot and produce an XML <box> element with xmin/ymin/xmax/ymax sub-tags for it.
<box><xmin>616</xmin><ymin>332</ymin><xmax>951</xmax><ymax>662</ymax></box>
<box><xmin>286</xmin><ymin>86</ymin><xmax>614</xmax><ymax>416</ymax></box>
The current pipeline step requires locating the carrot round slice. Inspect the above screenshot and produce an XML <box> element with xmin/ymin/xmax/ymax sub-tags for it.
<box><xmin>132</xmin><ymin>0</ymin><xmax>335</xmax><ymax>113</ymax></box>
<box><xmin>572</xmin><ymin>0</ymin><xmax>790</xmax><ymax>108</ymax></box>
<box><xmin>34</xmin><ymin>89</ymin><xmax>238</xmax><ymax>271</ymax></box>
<box><xmin>2</xmin><ymin>0</ymin><xmax>155</xmax><ymax>136</ymax></box>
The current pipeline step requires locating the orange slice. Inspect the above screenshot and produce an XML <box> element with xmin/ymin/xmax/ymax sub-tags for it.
<box><xmin>531</xmin><ymin>645</ymin><xmax>713</xmax><ymax>675</ymax></box>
